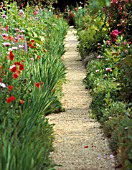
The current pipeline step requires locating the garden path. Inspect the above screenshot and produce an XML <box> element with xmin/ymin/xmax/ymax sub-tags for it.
<box><xmin>47</xmin><ymin>27</ymin><xmax>115</xmax><ymax>170</ymax></box>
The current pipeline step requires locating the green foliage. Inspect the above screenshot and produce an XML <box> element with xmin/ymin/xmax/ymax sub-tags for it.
<box><xmin>75</xmin><ymin>1</ymin><xmax>132</xmax><ymax>169</ymax></box>
<box><xmin>88</xmin><ymin>0</ymin><xmax>110</xmax><ymax>12</ymax></box>
<box><xmin>0</xmin><ymin>2</ymin><xmax>68</xmax><ymax>169</ymax></box>
<box><xmin>74</xmin><ymin>7</ymin><xmax>109</xmax><ymax>57</ymax></box>
<box><xmin>4</xmin><ymin>0</ymin><xmax>58</xmax><ymax>7</ymax></box>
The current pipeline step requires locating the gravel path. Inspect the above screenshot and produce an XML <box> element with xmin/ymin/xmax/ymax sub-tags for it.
<box><xmin>47</xmin><ymin>27</ymin><xmax>115</xmax><ymax>170</ymax></box>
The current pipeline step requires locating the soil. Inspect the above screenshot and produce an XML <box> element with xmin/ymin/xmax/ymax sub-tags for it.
<box><xmin>47</xmin><ymin>27</ymin><xmax>116</xmax><ymax>170</ymax></box>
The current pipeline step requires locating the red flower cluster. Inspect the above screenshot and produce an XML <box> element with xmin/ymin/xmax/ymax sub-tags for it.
<box><xmin>10</xmin><ymin>62</ymin><xmax>24</xmax><ymax>79</ymax></box>
<box><xmin>6</xmin><ymin>96</ymin><xmax>16</xmax><ymax>103</ymax></box>
<box><xmin>9</xmin><ymin>51</ymin><xmax>15</xmax><ymax>60</ymax></box>
<box><xmin>28</xmin><ymin>40</ymin><xmax>35</xmax><ymax>48</ymax></box>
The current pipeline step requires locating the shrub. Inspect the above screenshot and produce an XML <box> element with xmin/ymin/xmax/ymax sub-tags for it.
<box><xmin>74</xmin><ymin>1</ymin><xmax>132</xmax><ymax>169</ymax></box>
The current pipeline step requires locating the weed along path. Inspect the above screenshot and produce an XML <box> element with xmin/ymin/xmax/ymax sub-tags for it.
<box><xmin>47</xmin><ymin>27</ymin><xmax>115</xmax><ymax>170</ymax></box>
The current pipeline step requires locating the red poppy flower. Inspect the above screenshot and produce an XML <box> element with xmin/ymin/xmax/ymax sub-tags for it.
<box><xmin>29</xmin><ymin>44</ymin><xmax>35</xmax><ymax>48</ymax></box>
<box><xmin>0</xmin><ymin>78</ymin><xmax>2</xmax><ymax>83</ymax></box>
<box><xmin>14</xmin><ymin>62</ymin><xmax>20</xmax><ymax>65</ymax></box>
<box><xmin>6</xmin><ymin>96</ymin><xmax>16</xmax><ymax>103</ymax></box>
<box><xmin>19</xmin><ymin>99</ymin><xmax>25</xmax><ymax>104</ymax></box>
<box><xmin>8</xmin><ymin>85</ymin><xmax>13</xmax><ymax>91</ymax></box>
<box><xmin>37</xmin><ymin>56</ymin><xmax>41</xmax><ymax>59</ymax></box>
<box><xmin>10</xmin><ymin>65</ymin><xmax>17</xmax><ymax>72</ymax></box>
<box><xmin>31</xmin><ymin>40</ymin><xmax>35</xmax><ymax>43</ymax></box>
<box><xmin>9</xmin><ymin>51</ymin><xmax>15</xmax><ymax>60</ymax></box>
<box><xmin>35</xmin><ymin>82</ymin><xmax>40</xmax><ymax>88</ymax></box>
<box><xmin>19</xmin><ymin>64</ymin><xmax>24</xmax><ymax>70</ymax></box>
<box><xmin>13</xmin><ymin>72</ymin><xmax>19</xmax><ymax>79</ymax></box>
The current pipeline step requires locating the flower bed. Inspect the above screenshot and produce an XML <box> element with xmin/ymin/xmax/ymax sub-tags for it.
<box><xmin>74</xmin><ymin>1</ymin><xmax>132</xmax><ymax>169</ymax></box>
<box><xmin>0</xmin><ymin>2</ymin><xmax>68</xmax><ymax>169</ymax></box>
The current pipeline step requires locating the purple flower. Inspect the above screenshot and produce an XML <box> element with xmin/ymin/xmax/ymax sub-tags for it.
<box><xmin>106</xmin><ymin>68</ymin><xmax>111</xmax><ymax>72</ymax></box>
<box><xmin>24</xmin><ymin>42</ymin><xmax>28</xmax><ymax>52</ymax></box>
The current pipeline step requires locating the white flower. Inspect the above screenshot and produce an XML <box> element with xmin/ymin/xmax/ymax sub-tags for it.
<box><xmin>10</xmin><ymin>65</ymin><xmax>16</xmax><ymax>69</ymax></box>
<box><xmin>12</xmin><ymin>46</ymin><xmax>18</xmax><ymax>50</ymax></box>
<box><xmin>8</xmin><ymin>48</ymin><xmax>12</xmax><ymax>51</ymax></box>
<box><xmin>110</xmin><ymin>154</ymin><xmax>115</xmax><ymax>159</ymax></box>
<box><xmin>18</xmin><ymin>45</ymin><xmax>24</xmax><ymax>49</ymax></box>
<box><xmin>20</xmin><ymin>30</ymin><xmax>25</xmax><ymax>33</ymax></box>
<box><xmin>0</xmin><ymin>82</ymin><xmax>6</xmax><ymax>88</ymax></box>
<box><xmin>19</xmin><ymin>10</ymin><xmax>24</xmax><ymax>15</ymax></box>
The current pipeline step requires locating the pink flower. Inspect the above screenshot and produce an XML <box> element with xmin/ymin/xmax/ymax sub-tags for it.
<box><xmin>2</xmin><ymin>42</ymin><xmax>11</xmax><ymax>47</ymax></box>
<box><xmin>110</xmin><ymin>30</ymin><xmax>119</xmax><ymax>42</ymax></box>
<box><xmin>2</xmin><ymin>33</ymin><xmax>8</xmax><ymax>37</ymax></box>
<box><xmin>34</xmin><ymin>11</ymin><xmax>39</xmax><ymax>15</ymax></box>
<box><xmin>30</xmin><ymin>58</ymin><xmax>34</xmax><ymax>60</ymax></box>
<box><xmin>2</xmin><ymin>14</ymin><xmax>6</xmax><ymax>18</ymax></box>
<box><xmin>20</xmin><ymin>29</ymin><xmax>25</xmax><ymax>33</ymax></box>
<box><xmin>111</xmin><ymin>30</ymin><xmax>119</xmax><ymax>38</ymax></box>
<box><xmin>96</xmin><ymin>70</ymin><xmax>99</xmax><ymax>73</ymax></box>
<box><xmin>97</xmin><ymin>55</ymin><xmax>102</xmax><ymax>59</ymax></box>
<box><xmin>15</xmin><ymin>28</ymin><xmax>20</xmax><ymax>32</ymax></box>
<box><xmin>122</xmin><ymin>41</ymin><xmax>127</xmax><ymax>45</ymax></box>
<box><xmin>106</xmin><ymin>40</ymin><xmax>111</xmax><ymax>45</ymax></box>
<box><xmin>106</xmin><ymin>68</ymin><xmax>111</xmax><ymax>72</ymax></box>
<box><xmin>111</xmin><ymin>0</ymin><xmax>118</xmax><ymax>4</ymax></box>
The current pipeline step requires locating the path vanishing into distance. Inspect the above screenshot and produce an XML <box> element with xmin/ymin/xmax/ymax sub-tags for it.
<box><xmin>47</xmin><ymin>27</ymin><xmax>116</xmax><ymax>170</ymax></box>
